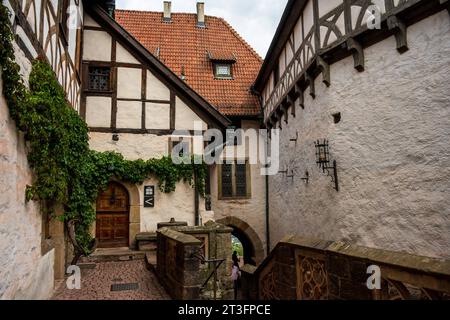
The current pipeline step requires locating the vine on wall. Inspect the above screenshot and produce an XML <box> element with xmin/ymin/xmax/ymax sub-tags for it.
<box><xmin>0</xmin><ymin>4</ymin><xmax>206</xmax><ymax>259</ymax></box>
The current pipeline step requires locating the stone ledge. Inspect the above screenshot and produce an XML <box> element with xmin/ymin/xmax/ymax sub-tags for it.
<box><xmin>157</xmin><ymin>227</ymin><xmax>202</xmax><ymax>245</ymax></box>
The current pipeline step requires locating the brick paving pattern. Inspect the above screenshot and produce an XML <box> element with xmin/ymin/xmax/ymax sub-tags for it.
<box><xmin>53</xmin><ymin>259</ymin><xmax>170</xmax><ymax>300</ymax></box>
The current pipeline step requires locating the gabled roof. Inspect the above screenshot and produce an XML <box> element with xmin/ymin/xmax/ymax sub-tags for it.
<box><xmin>84</xmin><ymin>3</ymin><xmax>231</xmax><ymax>129</ymax></box>
<box><xmin>254</xmin><ymin>0</ymin><xmax>306</xmax><ymax>92</ymax></box>
<box><xmin>115</xmin><ymin>10</ymin><xmax>263</xmax><ymax>117</ymax></box>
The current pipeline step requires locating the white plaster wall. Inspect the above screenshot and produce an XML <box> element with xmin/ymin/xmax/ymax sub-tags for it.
<box><xmin>175</xmin><ymin>97</ymin><xmax>207</xmax><ymax>131</ymax></box>
<box><xmin>88</xmin><ymin>132</ymin><xmax>205</xmax><ymax>232</ymax></box>
<box><xmin>85</xmin><ymin>96</ymin><xmax>112</xmax><ymax>128</ymax></box>
<box><xmin>146</xmin><ymin>70</ymin><xmax>170</xmax><ymax>101</ymax></box>
<box><xmin>0</xmin><ymin>44</ymin><xmax>54</xmax><ymax>300</ymax></box>
<box><xmin>116</xmin><ymin>43</ymin><xmax>140</xmax><ymax>64</ymax></box>
<box><xmin>269</xmin><ymin>11</ymin><xmax>450</xmax><ymax>259</ymax></box>
<box><xmin>89</xmin><ymin>132</ymin><xmax>168</xmax><ymax>160</ymax></box>
<box><xmin>83</xmin><ymin>30</ymin><xmax>111</xmax><ymax>61</ymax></box>
<box><xmin>210</xmin><ymin>120</ymin><xmax>267</xmax><ymax>251</ymax></box>
<box><xmin>116</xmin><ymin>100</ymin><xmax>141</xmax><ymax>129</ymax></box>
<box><xmin>145</xmin><ymin>103</ymin><xmax>170</xmax><ymax>130</ymax></box>
<box><xmin>117</xmin><ymin>67</ymin><xmax>141</xmax><ymax>99</ymax></box>
<box><xmin>139</xmin><ymin>178</ymin><xmax>198</xmax><ymax>232</ymax></box>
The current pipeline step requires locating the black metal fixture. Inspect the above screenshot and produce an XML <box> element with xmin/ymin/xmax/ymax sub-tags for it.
<box><xmin>315</xmin><ymin>140</ymin><xmax>339</xmax><ymax>191</ymax></box>
<box><xmin>301</xmin><ymin>171</ymin><xmax>309</xmax><ymax>185</ymax></box>
<box><xmin>286</xmin><ymin>169</ymin><xmax>295</xmax><ymax>181</ymax></box>
<box><xmin>290</xmin><ymin>131</ymin><xmax>299</xmax><ymax>143</ymax></box>
<box><xmin>112</xmin><ymin>133</ymin><xmax>119</xmax><ymax>141</ymax></box>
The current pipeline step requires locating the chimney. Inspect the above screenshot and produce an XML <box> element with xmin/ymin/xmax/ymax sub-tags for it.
<box><xmin>163</xmin><ymin>1</ymin><xmax>172</xmax><ymax>22</ymax></box>
<box><xmin>197</xmin><ymin>2</ymin><xmax>205</xmax><ymax>28</ymax></box>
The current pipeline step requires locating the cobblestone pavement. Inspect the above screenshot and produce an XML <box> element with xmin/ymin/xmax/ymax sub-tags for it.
<box><xmin>52</xmin><ymin>259</ymin><xmax>170</xmax><ymax>300</ymax></box>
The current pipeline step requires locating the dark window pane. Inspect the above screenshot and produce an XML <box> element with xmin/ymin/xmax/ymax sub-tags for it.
<box><xmin>235</xmin><ymin>163</ymin><xmax>247</xmax><ymax>197</ymax></box>
<box><xmin>88</xmin><ymin>67</ymin><xmax>110</xmax><ymax>91</ymax></box>
<box><xmin>221</xmin><ymin>164</ymin><xmax>233</xmax><ymax>198</ymax></box>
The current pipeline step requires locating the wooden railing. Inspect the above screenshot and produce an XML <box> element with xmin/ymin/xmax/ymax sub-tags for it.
<box><xmin>241</xmin><ymin>236</ymin><xmax>450</xmax><ymax>300</ymax></box>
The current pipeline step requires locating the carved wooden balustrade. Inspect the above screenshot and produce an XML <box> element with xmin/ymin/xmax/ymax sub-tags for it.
<box><xmin>262</xmin><ymin>0</ymin><xmax>449</xmax><ymax>128</ymax></box>
<box><xmin>240</xmin><ymin>236</ymin><xmax>450</xmax><ymax>300</ymax></box>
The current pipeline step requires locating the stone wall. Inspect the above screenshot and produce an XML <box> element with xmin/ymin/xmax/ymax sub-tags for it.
<box><xmin>0</xmin><ymin>43</ymin><xmax>55</xmax><ymax>300</ymax></box>
<box><xmin>172</xmin><ymin>221</ymin><xmax>234</xmax><ymax>299</ymax></box>
<box><xmin>156</xmin><ymin>222</ymin><xmax>234</xmax><ymax>300</ymax></box>
<box><xmin>269</xmin><ymin>11</ymin><xmax>450</xmax><ymax>259</ymax></box>
<box><xmin>156</xmin><ymin>228</ymin><xmax>203</xmax><ymax>300</ymax></box>
<box><xmin>241</xmin><ymin>236</ymin><xmax>450</xmax><ymax>300</ymax></box>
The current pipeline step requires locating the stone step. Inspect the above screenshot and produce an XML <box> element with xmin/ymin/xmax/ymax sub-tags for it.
<box><xmin>136</xmin><ymin>232</ymin><xmax>158</xmax><ymax>252</ymax></box>
<box><xmin>80</xmin><ymin>248</ymin><xmax>145</xmax><ymax>263</ymax></box>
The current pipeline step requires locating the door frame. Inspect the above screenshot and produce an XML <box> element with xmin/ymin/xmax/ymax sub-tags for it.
<box><xmin>95</xmin><ymin>181</ymin><xmax>131</xmax><ymax>248</ymax></box>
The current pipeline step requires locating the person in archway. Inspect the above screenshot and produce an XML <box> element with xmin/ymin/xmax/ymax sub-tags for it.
<box><xmin>231</xmin><ymin>260</ymin><xmax>241</xmax><ymax>300</ymax></box>
<box><xmin>232</xmin><ymin>250</ymin><xmax>240</xmax><ymax>267</ymax></box>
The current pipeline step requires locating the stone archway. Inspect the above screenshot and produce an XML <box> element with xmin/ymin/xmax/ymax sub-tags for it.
<box><xmin>216</xmin><ymin>216</ymin><xmax>265</xmax><ymax>265</ymax></box>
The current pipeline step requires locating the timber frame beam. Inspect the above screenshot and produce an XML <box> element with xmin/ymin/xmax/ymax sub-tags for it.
<box><xmin>261</xmin><ymin>0</ymin><xmax>447</xmax><ymax>128</ymax></box>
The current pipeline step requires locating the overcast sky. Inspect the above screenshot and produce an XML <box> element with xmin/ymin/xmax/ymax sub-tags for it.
<box><xmin>115</xmin><ymin>0</ymin><xmax>288</xmax><ymax>58</ymax></box>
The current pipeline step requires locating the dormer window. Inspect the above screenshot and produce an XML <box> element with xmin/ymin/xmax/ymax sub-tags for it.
<box><xmin>208</xmin><ymin>51</ymin><xmax>236</xmax><ymax>80</ymax></box>
<box><xmin>214</xmin><ymin>64</ymin><xmax>232</xmax><ymax>79</ymax></box>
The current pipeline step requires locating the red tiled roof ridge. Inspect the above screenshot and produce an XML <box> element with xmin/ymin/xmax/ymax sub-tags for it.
<box><xmin>114</xmin><ymin>9</ymin><xmax>262</xmax><ymax>117</ymax></box>
<box><xmin>216</xmin><ymin>17</ymin><xmax>263</xmax><ymax>63</ymax></box>
<box><xmin>115</xmin><ymin>9</ymin><xmax>263</xmax><ymax>62</ymax></box>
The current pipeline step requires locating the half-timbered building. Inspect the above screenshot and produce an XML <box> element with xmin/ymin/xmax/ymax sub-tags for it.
<box><xmin>115</xmin><ymin>3</ymin><xmax>266</xmax><ymax>264</ymax></box>
<box><xmin>0</xmin><ymin>0</ymin><xmax>263</xmax><ymax>299</ymax></box>
<box><xmin>254</xmin><ymin>0</ymin><xmax>450</xmax><ymax>258</ymax></box>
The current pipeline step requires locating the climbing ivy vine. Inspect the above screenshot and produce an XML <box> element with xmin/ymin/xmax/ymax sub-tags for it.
<box><xmin>0</xmin><ymin>4</ymin><xmax>206</xmax><ymax>257</ymax></box>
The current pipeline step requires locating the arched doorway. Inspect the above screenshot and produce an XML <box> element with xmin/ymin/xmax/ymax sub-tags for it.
<box><xmin>96</xmin><ymin>182</ymin><xmax>130</xmax><ymax>248</ymax></box>
<box><xmin>216</xmin><ymin>216</ymin><xmax>265</xmax><ymax>266</ymax></box>
<box><xmin>232</xmin><ymin>229</ymin><xmax>256</xmax><ymax>266</ymax></box>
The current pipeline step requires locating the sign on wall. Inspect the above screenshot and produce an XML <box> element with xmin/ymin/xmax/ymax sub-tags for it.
<box><xmin>144</xmin><ymin>186</ymin><xmax>155</xmax><ymax>208</ymax></box>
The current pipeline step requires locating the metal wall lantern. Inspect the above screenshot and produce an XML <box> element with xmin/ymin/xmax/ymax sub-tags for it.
<box><xmin>315</xmin><ymin>140</ymin><xmax>339</xmax><ymax>191</ymax></box>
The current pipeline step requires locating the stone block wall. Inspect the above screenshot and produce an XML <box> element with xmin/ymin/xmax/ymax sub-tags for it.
<box><xmin>156</xmin><ymin>222</ymin><xmax>234</xmax><ymax>300</ymax></box>
<box><xmin>241</xmin><ymin>236</ymin><xmax>450</xmax><ymax>300</ymax></box>
<box><xmin>156</xmin><ymin>228</ymin><xmax>203</xmax><ymax>300</ymax></box>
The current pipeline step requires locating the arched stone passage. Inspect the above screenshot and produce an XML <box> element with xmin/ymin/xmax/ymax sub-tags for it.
<box><xmin>216</xmin><ymin>216</ymin><xmax>265</xmax><ymax>265</ymax></box>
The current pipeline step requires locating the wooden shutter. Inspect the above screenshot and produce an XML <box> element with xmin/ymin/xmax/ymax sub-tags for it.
<box><xmin>221</xmin><ymin>164</ymin><xmax>233</xmax><ymax>198</ymax></box>
<box><xmin>235</xmin><ymin>162</ymin><xmax>247</xmax><ymax>197</ymax></box>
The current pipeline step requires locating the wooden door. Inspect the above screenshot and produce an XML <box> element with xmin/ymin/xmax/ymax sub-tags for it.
<box><xmin>96</xmin><ymin>182</ymin><xmax>130</xmax><ymax>248</ymax></box>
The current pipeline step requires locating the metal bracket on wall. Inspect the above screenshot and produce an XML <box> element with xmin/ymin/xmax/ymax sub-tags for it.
<box><xmin>290</xmin><ymin>131</ymin><xmax>299</xmax><ymax>143</ymax></box>
<box><xmin>323</xmin><ymin>160</ymin><xmax>339</xmax><ymax>192</ymax></box>
<box><xmin>301</xmin><ymin>171</ymin><xmax>309</xmax><ymax>185</ymax></box>
<box><xmin>286</xmin><ymin>169</ymin><xmax>295</xmax><ymax>181</ymax></box>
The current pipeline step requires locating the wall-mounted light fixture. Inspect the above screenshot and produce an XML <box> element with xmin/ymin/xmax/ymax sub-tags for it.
<box><xmin>315</xmin><ymin>140</ymin><xmax>339</xmax><ymax>191</ymax></box>
<box><xmin>112</xmin><ymin>133</ymin><xmax>119</xmax><ymax>142</ymax></box>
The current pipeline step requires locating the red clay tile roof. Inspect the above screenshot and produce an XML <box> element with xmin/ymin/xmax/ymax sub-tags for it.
<box><xmin>115</xmin><ymin>10</ymin><xmax>263</xmax><ymax>117</ymax></box>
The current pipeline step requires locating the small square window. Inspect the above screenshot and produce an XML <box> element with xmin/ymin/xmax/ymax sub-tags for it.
<box><xmin>214</xmin><ymin>64</ymin><xmax>232</xmax><ymax>79</ymax></box>
<box><xmin>88</xmin><ymin>67</ymin><xmax>111</xmax><ymax>91</ymax></box>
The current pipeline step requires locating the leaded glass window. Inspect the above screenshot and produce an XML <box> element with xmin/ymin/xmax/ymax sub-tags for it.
<box><xmin>88</xmin><ymin>67</ymin><xmax>111</xmax><ymax>91</ymax></box>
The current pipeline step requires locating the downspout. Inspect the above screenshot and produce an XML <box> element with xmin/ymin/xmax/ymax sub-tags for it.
<box><xmin>253</xmin><ymin>86</ymin><xmax>271</xmax><ymax>256</ymax></box>
<box><xmin>194</xmin><ymin>169</ymin><xmax>200</xmax><ymax>226</ymax></box>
